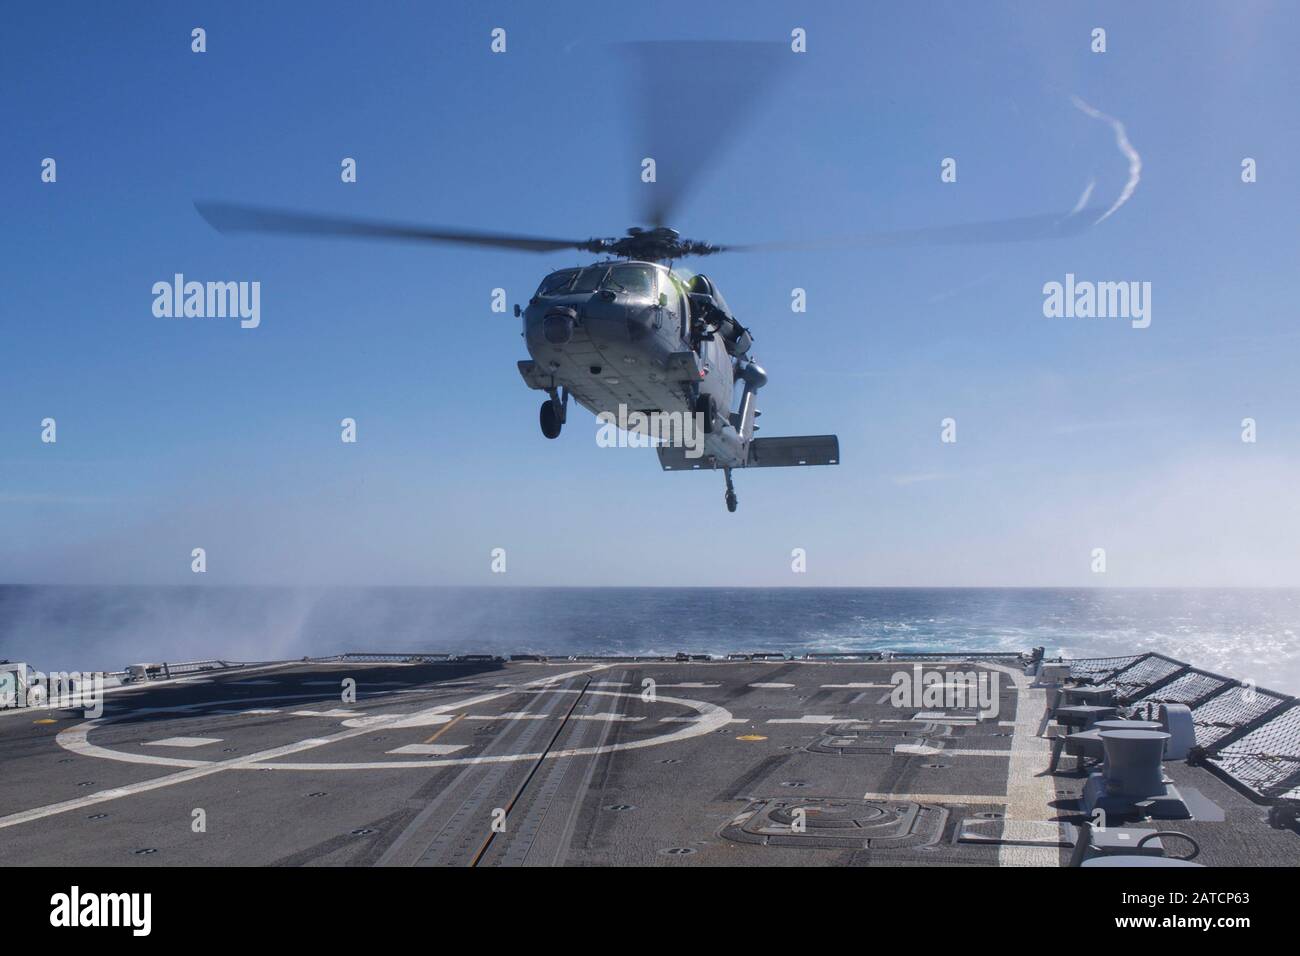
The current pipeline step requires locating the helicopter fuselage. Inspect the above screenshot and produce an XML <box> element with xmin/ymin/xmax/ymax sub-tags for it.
<box><xmin>517</xmin><ymin>259</ymin><xmax>753</xmax><ymax>466</ymax></box>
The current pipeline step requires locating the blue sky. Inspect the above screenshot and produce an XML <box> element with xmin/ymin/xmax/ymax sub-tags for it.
<box><xmin>2</xmin><ymin>1</ymin><xmax>1298</xmax><ymax>586</ymax></box>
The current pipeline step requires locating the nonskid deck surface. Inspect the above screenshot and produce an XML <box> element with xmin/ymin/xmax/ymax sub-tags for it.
<box><xmin>1</xmin><ymin>659</ymin><xmax>1295</xmax><ymax>866</ymax></box>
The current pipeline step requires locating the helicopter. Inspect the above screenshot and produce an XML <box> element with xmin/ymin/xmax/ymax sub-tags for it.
<box><xmin>513</xmin><ymin>234</ymin><xmax>838</xmax><ymax>515</ymax></box>
<box><xmin>194</xmin><ymin>42</ymin><xmax>1100</xmax><ymax>512</ymax></box>
<box><xmin>193</xmin><ymin>202</ymin><xmax>832</xmax><ymax>512</ymax></box>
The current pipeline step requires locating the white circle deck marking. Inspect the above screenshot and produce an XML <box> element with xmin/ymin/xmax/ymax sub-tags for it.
<box><xmin>8</xmin><ymin>667</ymin><xmax>613</xmax><ymax>830</ymax></box>
<box><xmin>57</xmin><ymin>688</ymin><xmax>732</xmax><ymax>771</ymax></box>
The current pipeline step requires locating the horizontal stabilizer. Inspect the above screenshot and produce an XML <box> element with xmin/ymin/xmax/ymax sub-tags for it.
<box><xmin>657</xmin><ymin>446</ymin><xmax>717</xmax><ymax>471</ymax></box>
<box><xmin>745</xmin><ymin>435</ymin><xmax>839</xmax><ymax>468</ymax></box>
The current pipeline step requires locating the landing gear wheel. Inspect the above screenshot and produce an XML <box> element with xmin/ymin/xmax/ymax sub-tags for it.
<box><xmin>539</xmin><ymin>399</ymin><xmax>562</xmax><ymax>439</ymax></box>
<box><xmin>723</xmin><ymin>468</ymin><xmax>738</xmax><ymax>513</ymax></box>
<box><xmin>695</xmin><ymin>393</ymin><xmax>716</xmax><ymax>434</ymax></box>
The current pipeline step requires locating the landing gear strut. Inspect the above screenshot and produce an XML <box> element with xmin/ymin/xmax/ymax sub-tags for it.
<box><xmin>540</xmin><ymin>387</ymin><xmax>567</xmax><ymax>440</ymax></box>
<box><xmin>724</xmin><ymin>467</ymin><xmax>738</xmax><ymax>513</ymax></box>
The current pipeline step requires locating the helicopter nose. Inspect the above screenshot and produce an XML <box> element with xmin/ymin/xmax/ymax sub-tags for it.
<box><xmin>542</xmin><ymin>306</ymin><xmax>576</xmax><ymax>345</ymax></box>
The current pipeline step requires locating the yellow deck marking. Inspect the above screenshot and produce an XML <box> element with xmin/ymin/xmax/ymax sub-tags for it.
<box><xmin>424</xmin><ymin>712</ymin><xmax>465</xmax><ymax>744</ymax></box>
<box><xmin>33</xmin><ymin>719</ymin><xmax>57</xmax><ymax>725</ymax></box>
<box><xmin>736</xmin><ymin>734</ymin><xmax>767</xmax><ymax>741</ymax></box>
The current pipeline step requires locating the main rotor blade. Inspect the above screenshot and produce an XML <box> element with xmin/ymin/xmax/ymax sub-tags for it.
<box><xmin>719</xmin><ymin>208</ymin><xmax>1106</xmax><ymax>253</ymax></box>
<box><xmin>623</xmin><ymin>41</ymin><xmax>790</xmax><ymax>229</ymax></box>
<box><xmin>194</xmin><ymin>201</ymin><xmax>593</xmax><ymax>253</ymax></box>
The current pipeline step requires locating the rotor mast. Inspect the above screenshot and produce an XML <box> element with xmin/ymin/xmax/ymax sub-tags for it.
<box><xmin>583</xmin><ymin>227</ymin><xmax>721</xmax><ymax>263</ymax></box>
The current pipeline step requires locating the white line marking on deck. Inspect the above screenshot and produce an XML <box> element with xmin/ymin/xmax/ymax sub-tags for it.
<box><xmin>821</xmin><ymin>683</ymin><xmax>890</xmax><ymax>689</ymax></box>
<box><xmin>143</xmin><ymin>736</ymin><xmax>222</xmax><ymax>748</ymax></box>
<box><xmin>893</xmin><ymin>743</ymin><xmax>943</xmax><ymax>756</ymax></box>
<box><xmin>767</xmin><ymin>715</ymin><xmax>842</xmax><ymax>724</ymax></box>
<box><xmin>894</xmin><ymin>745</ymin><xmax>1009</xmax><ymax>758</ymax></box>
<box><xmin>387</xmin><ymin>743</ymin><xmax>468</xmax><ymax>756</ymax></box>
<box><xmin>570</xmin><ymin>714</ymin><xmax>643</xmax><ymax>722</ymax></box>
<box><xmin>290</xmin><ymin>709</ymin><xmax>356</xmax><ymax>718</ymax></box>
<box><xmin>748</xmin><ymin>683</ymin><xmax>794</xmax><ymax>689</ymax></box>
<box><xmin>342</xmin><ymin>713</ymin><xmax>453</xmax><ymax>729</ymax></box>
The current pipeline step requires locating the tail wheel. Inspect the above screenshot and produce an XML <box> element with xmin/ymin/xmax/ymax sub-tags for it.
<box><xmin>539</xmin><ymin>400</ymin><xmax>562</xmax><ymax>439</ymax></box>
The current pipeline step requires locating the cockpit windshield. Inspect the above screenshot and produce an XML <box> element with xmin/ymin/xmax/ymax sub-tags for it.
<box><xmin>603</xmin><ymin>265</ymin><xmax>656</xmax><ymax>296</ymax></box>
<box><xmin>536</xmin><ymin>269</ymin><xmax>579</xmax><ymax>297</ymax></box>
<box><xmin>570</xmin><ymin>266</ymin><xmax>608</xmax><ymax>294</ymax></box>
<box><xmin>536</xmin><ymin>264</ymin><xmax>659</xmax><ymax>298</ymax></box>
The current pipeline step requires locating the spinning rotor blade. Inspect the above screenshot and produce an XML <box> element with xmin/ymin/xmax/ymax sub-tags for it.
<box><xmin>194</xmin><ymin>201</ymin><xmax>594</xmax><ymax>253</ymax></box>
<box><xmin>624</xmin><ymin>41</ymin><xmax>791</xmax><ymax>229</ymax></box>
<box><xmin>719</xmin><ymin>208</ymin><xmax>1105</xmax><ymax>254</ymax></box>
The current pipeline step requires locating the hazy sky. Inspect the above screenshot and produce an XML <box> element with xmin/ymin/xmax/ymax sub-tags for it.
<box><xmin>3</xmin><ymin>1</ymin><xmax>1298</xmax><ymax>587</ymax></box>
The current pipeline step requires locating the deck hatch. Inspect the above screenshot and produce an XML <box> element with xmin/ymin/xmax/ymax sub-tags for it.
<box><xmin>721</xmin><ymin>799</ymin><xmax>948</xmax><ymax>849</ymax></box>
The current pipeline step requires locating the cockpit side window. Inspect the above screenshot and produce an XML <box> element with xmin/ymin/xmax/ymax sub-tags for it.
<box><xmin>691</xmin><ymin>274</ymin><xmax>730</xmax><ymax>316</ymax></box>
<box><xmin>709</xmin><ymin>286</ymin><xmax>731</xmax><ymax>316</ymax></box>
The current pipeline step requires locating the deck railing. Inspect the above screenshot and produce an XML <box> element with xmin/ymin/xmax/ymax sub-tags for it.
<box><xmin>1054</xmin><ymin>653</ymin><xmax>1299</xmax><ymax>804</ymax></box>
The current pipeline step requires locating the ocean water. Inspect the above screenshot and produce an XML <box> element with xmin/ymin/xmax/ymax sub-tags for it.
<box><xmin>1</xmin><ymin>586</ymin><xmax>1298</xmax><ymax>694</ymax></box>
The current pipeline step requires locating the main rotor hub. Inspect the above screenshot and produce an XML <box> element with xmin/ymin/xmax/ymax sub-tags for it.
<box><xmin>582</xmin><ymin>226</ymin><xmax>720</xmax><ymax>262</ymax></box>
